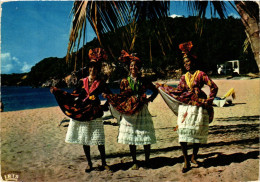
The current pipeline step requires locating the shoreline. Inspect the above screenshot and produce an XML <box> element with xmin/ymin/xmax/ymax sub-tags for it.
<box><xmin>1</xmin><ymin>77</ymin><xmax>259</xmax><ymax>113</ymax></box>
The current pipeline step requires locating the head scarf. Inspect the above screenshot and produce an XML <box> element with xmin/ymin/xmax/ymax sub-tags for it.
<box><xmin>118</xmin><ymin>50</ymin><xmax>141</xmax><ymax>65</ymax></box>
<box><xmin>179</xmin><ymin>41</ymin><xmax>197</xmax><ymax>59</ymax></box>
<box><xmin>88</xmin><ymin>48</ymin><xmax>108</xmax><ymax>63</ymax></box>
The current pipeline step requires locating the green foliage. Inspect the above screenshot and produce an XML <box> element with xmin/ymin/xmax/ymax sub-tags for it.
<box><xmin>22</xmin><ymin>57</ymin><xmax>73</xmax><ymax>87</ymax></box>
<box><xmin>1</xmin><ymin>73</ymin><xmax>27</xmax><ymax>86</ymax></box>
<box><xmin>2</xmin><ymin>16</ymin><xmax>256</xmax><ymax>86</ymax></box>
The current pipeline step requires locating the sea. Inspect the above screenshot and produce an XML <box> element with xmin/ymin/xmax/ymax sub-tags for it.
<box><xmin>1</xmin><ymin>86</ymin><xmax>160</xmax><ymax>112</ymax></box>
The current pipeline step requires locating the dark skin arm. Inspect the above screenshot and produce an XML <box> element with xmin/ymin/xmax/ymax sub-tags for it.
<box><xmin>101</xmin><ymin>81</ymin><xmax>113</xmax><ymax>111</ymax></box>
<box><xmin>145</xmin><ymin>79</ymin><xmax>158</xmax><ymax>103</ymax></box>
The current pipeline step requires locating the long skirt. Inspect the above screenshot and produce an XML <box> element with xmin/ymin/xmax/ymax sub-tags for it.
<box><xmin>177</xmin><ymin>104</ymin><xmax>209</xmax><ymax>144</ymax></box>
<box><xmin>65</xmin><ymin>118</ymin><xmax>105</xmax><ymax>145</ymax></box>
<box><xmin>116</xmin><ymin>104</ymin><xmax>156</xmax><ymax>145</ymax></box>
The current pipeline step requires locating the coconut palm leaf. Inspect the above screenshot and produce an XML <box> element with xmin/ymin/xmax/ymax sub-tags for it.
<box><xmin>67</xmin><ymin>0</ymin><xmax>170</xmax><ymax>68</ymax></box>
<box><xmin>187</xmin><ymin>1</ymin><xmax>228</xmax><ymax>19</ymax></box>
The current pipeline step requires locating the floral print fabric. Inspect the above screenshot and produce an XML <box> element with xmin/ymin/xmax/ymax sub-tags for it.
<box><xmin>158</xmin><ymin>71</ymin><xmax>218</xmax><ymax>122</ymax></box>
<box><xmin>53</xmin><ymin>77</ymin><xmax>111</xmax><ymax>121</ymax></box>
<box><xmin>105</xmin><ymin>76</ymin><xmax>158</xmax><ymax>115</ymax></box>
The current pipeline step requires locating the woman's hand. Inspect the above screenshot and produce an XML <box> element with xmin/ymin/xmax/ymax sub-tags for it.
<box><xmin>50</xmin><ymin>87</ymin><xmax>58</xmax><ymax>94</ymax></box>
<box><xmin>155</xmin><ymin>83</ymin><xmax>161</xmax><ymax>89</ymax></box>
<box><xmin>204</xmin><ymin>98</ymin><xmax>213</xmax><ymax>109</ymax></box>
<box><xmin>50</xmin><ymin>87</ymin><xmax>55</xmax><ymax>94</ymax></box>
<box><xmin>102</xmin><ymin>93</ymin><xmax>107</xmax><ymax>98</ymax></box>
<box><xmin>145</xmin><ymin>97</ymin><xmax>152</xmax><ymax>104</ymax></box>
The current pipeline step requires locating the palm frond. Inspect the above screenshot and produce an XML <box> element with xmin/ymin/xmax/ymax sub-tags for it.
<box><xmin>67</xmin><ymin>1</ymin><xmax>88</xmax><ymax>66</ymax></box>
<box><xmin>188</xmin><ymin>1</ymin><xmax>227</xmax><ymax>19</ymax></box>
<box><xmin>67</xmin><ymin>0</ymin><xmax>170</xmax><ymax>69</ymax></box>
<box><xmin>187</xmin><ymin>1</ymin><xmax>228</xmax><ymax>35</ymax></box>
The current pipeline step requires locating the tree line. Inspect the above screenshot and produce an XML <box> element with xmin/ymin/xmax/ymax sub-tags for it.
<box><xmin>2</xmin><ymin>16</ymin><xmax>257</xmax><ymax>87</ymax></box>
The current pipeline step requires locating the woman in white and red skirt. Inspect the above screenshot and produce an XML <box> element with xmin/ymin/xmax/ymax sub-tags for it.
<box><xmin>51</xmin><ymin>48</ymin><xmax>111</xmax><ymax>172</ymax></box>
<box><xmin>157</xmin><ymin>41</ymin><xmax>218</xmax><ymax>173</ymax></box>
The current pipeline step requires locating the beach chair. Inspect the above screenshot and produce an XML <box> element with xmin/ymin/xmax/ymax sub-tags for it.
<box><xmin>213</xmin><ymin>88</ymin><xmax>235</xmax><ymax>107</ymax></box>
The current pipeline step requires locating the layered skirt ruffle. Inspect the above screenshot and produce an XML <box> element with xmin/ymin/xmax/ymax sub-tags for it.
<box><xmin>65</xmin><ymin>118</ymin><xmax>105</xmax><ymax>145</ymax></box>
<box><xmin>177</xmin><ymin>105</ymin><xmax>209</xmax><ymax>144</ymax></box>
<box><xmin>114</xmin><ymin>104</ymin><xmax>156</xmax><ymax>145</ymax></box>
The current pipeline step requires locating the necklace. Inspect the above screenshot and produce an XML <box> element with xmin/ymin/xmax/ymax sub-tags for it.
<box><xmin>130</xmin><ymin>75</ymin><xmax>137</xmax><ymax>82</ymax></box>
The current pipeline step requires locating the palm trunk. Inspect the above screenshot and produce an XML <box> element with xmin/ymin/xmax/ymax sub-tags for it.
<box><xmin>149</xmin><ymin>37</ymin><xmax>152</xmax><ymax>64</ymax></box>
<box><xmin>235</xmin><ymin>1</ymin><xmax>260</xmax><ymax>73</ymax></box>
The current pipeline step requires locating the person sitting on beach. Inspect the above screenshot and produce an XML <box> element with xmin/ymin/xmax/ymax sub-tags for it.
<box><xmin>50</xmin><ymin>48</ymin><xmax>112</xmax><ymax>172</ymax></box>
<box><xmin>157</xmin><ymin>41</ymin><xmax>218</xmax><ymax>173</ymax></box>
<box><xmin>103</xmin><ymin>50</ymin><xmax>158</xmax><ymax>170</ymax></box>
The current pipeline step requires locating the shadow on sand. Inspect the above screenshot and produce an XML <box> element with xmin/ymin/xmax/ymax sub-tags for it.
<box><xmin>215</xmin><ymin>115</ymin><xmax>259</xmax><ymax>122</ymax></box>
<box><xmin>107</xmin><ymin>150</ymin><xmax>259</xmax><ymax>172</ymax></box>
<box><xmin>66</xmin><ymin>114</ymin><xmax>259</xmax><ymax>171</ymax></box>
<box><xmin>201</xmin><ymin>150</ymin><xmax>259</xmax><ymax>168</ymax></box>
<box><xmin>208</xmin><ymin>123</ymin><xmax>259</xmax><ymax>135</ymax></box>
<box><xmin>76</xmin><ymin>136</ymin><xmax>259</xmax><ymax>171</ymax></box>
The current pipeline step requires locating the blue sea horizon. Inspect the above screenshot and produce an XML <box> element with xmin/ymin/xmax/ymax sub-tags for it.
<box><xmin>1</xmin><ymin>85</ymin><xmax>169</xmax><ymax>112</ymax></box>
<box><xmin>1</xmin><ymin>86</ymin><xmax>120</xmax><ymax>112</ymax></box>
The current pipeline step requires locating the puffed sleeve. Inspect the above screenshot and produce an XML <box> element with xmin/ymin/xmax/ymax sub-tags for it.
<box><xmin>169</xmin><ymin>75</ymin><xmax>187</xmax><ymax>95</ymax></box>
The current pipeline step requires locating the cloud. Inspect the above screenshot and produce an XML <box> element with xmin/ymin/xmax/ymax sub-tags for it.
<box><xmin>1</xmin><ymin>52</ymin><xmax>32</xmax><ymax>74</ymax></box>
<box><xmin>21</xmin><ymin>62</ymin><xmax>31</xmax><ymax>73</ymax></box>
<box><xmin>1</xmin><ymin>52</ymin><xmax>13</xmax><ymax>73</ymax></box>
<box><xmin>170</xmin><ymin>14</ymin><xmax>184</xmax><ymax>19</ymax></box>
<box><xmin>12</xmin><ymin>56</ymin><xmax>19</xmax><ymax>62</ymax></box>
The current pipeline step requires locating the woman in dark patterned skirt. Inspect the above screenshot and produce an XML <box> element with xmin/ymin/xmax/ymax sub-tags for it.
<box><xmin>157</xmin><ymin>41</ymin><xmax>218</xmax><ymax>173</ymax></box>
<box><xmin>103</xmin><ymin>50</ymin><xmax>158</xmax><ymax>170</ymax></box>
<box><xmin>50</xmin><ymin>48</ymin><xmax>111</xmax><ymax>172</ymax></box>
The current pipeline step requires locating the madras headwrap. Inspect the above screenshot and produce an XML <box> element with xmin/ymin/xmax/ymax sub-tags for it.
<box><xmin>88</xmin><ymin>48</ymin><xmax>108</xmax><ymax>63</ymax></box>
<box><xmin>179</xmin><ymin>41</ymin><xmax>197</xmax><ymax>59</ymax></box>
<box><xmin>118</xmin><ymin>50</ymin><xmax>141</xmax><ymax>64</ymax></box>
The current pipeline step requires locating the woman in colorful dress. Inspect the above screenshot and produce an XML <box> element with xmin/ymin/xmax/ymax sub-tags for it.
<box><xmin>157</xmin><ymin>41</ymin><xmax>218</xmax><ymax>173</ymax></box>
<box><xmin>50</xmin><ymin>48</ymin><xmax>111</xmax><ymax>172</ymax></box>
<box><xmin>103</xmin><ymin>50</ymin><xmax>158</xmax><ymax>170</ymax></box>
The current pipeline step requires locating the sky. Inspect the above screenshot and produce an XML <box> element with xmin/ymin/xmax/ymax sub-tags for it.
<box><xmin>1</xmin><ymin>1</ymin><xmax>240</xmax><ymax>74</ymax></box>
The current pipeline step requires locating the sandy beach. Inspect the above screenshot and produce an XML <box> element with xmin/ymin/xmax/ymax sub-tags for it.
<box><xmin>1</xmin><ymin>79</ymin><xmax>259</xmax><ymax>182</ymax></box>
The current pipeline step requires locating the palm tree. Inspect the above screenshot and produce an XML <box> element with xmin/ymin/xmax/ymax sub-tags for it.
<box><xmin>66</xmin><ymin>1</ymin><xmax>170</xmax><ymax>70</ymax></box>
<box><xmin>67</xmin><ymin>1</ymin><xmax>259</xmax><ymax>72</ymax></box>
<box><xmin>188</xmin><ymin>1</ymin><xmax>259</xmax><ymax>73</ymax></box>
<box><xmin>234</xmin><ymin>1</ymin><xmax>259</xmax><ymax>73</ymax></box>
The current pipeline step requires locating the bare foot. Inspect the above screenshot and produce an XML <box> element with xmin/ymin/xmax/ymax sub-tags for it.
<box><xmin>191</xmin><ymin>158</ymin><xmax>198</xmax><ymax>165</ymax></box>
<box><xmin>130</xmin><ymin>163</ymin><xmax>139</xmax><ymax>170</ymax></box>
<box><xmin>85</xmin><ymin>165</ymin><xmax>93</xmax><ymax>173</ymax></box>
<box><xmin>96</xmin><ymin>165</ymin><xmax>111</xmax><ymax>171</ymax></box>
<box><xmin>182</xmin><ymin>162</ymin><xmax>191</xmax><ymax>173</ymax></box>
<box><xmin>191</xmin><ymin>156</ymin><xmax>200</xmax><ymax>167</ymax></box>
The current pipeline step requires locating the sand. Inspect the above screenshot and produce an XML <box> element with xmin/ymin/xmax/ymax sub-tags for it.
<box><xmin>1</xmin><ymin>79</ymin><xmax>259</xmax><ymax>182</ymax></box>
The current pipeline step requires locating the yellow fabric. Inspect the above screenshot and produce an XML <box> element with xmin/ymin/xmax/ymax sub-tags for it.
<box><xmin>223</xmin><ymin>88</ymin><xmax>235</xmax><ymax>99</ymax></box>
<box><xmin>185</xmin><ymin>70</ymin><xmax>200</xmax><ymax>90</ymax></box>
